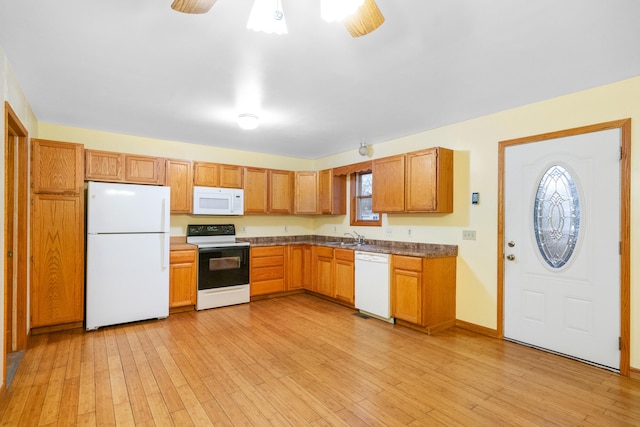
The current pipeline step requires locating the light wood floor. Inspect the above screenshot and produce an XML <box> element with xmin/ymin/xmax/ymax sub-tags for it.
<box><xmin>1</xmin><ymin>294</ymin><xmax>639</xmax><ymax>426</ymax></box>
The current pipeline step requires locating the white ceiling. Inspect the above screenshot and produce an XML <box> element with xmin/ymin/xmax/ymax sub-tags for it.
<box><xmin>1</xmin><ymin>1</ymin><xmax>640</xmax><ymax>159</ymax></box>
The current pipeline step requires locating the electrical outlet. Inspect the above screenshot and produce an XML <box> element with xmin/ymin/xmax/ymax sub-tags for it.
<box><xmin>386</xmin><ymin>227</ymin><xmax>393</xmax><ymax>236</ymax></box>
<box><xmin>284</xmin><ymin>225</ymin><xmax>289</xmax><ymax>233</ymax></box>
<box><xmin>407</xmin><ymin>228</ymin><xmax>412</xmax><ymax>237</ymax></box>
<box><xmin>462</xmin><ymin>230</ymin><xmax>476</xmax><ymax>240</ymax></box>
<box><xmin>333</xmin><ymin>226</ymin><xmax>337</xmax><ymax>234</ymax></box>
<box><xmin>241</xmin><ymin>226</ymin><xmax>247</xmax><ymax>233</ymax></box>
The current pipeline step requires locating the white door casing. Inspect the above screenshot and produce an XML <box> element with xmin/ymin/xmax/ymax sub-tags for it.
<box><xmin>503</xmin><ymin>128</ymin><xmax>621</xmax><ymax>370</ymax></box>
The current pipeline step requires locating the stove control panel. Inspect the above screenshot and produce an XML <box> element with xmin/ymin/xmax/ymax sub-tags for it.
<box><xmin>187</xmin><ymin>224</ymin><xmax>236</xmax><ymax>237</ymax></box>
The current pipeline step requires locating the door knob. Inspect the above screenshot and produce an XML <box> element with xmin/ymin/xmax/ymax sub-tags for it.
<box><xmin>507</xmin><ymin>241</ymin><xmax>515</xmax><ymax>247</ymax></box>
<box><xmin>506</xmin><ymin>254</ymin><xmax>516</xmax><ymax>261</ymax></box>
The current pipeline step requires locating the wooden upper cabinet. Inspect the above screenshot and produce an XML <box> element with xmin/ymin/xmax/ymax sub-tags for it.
<box><xmin>406</xmin><ymin>147</ymin><xmax>453</xmax><ymax>213</ymax></box>
<box><xmin>85</xmin><ymin>150</ymin><xmax>165</xmax><ymax>185</ymax></box>
<box><xmin>193</xmin><ymin>161</ymin><xmax>243</xmax><ymax>188</ymax></box>
<box><xmin>372</xmin><ymin>154</ymin><xmax>405</xmax><ymax>213</ymax></box>
<box><xmin>295</xmin><ymin>171</ymin><xmax>319</xmax><ymax>214</ymax></box>
<box><xmin>319</xmin><ymin>169</ymin><xmax>346</xmax><ymax>215</ymax></box>
<box><xmin>269</xmin><ymin>169</ymin><xmax>293</xmax><ymax>214</ymax></box>
<box><xmin>124</xmin><ymin>154</ymin><xmax>165</xmax><ymax>185</ymax></box>
<box><xmin>85</xmin><ymin>149</ymin><xmax>123</xmax><ymax>182</ymax></box>
<box><xmin>32</xmin><ymin>139</ymin><xmax>84</xmax><ymax>195</ymax></box>
<box><xmin>243</xmin><ymin>167</ymin><xmax>269</xmax><ymax>214</ymax></box>
<box><xmin>166</xmin><ymin>159</ymin><xmax>193</xmax><ymax>213</ymax></box>
<box><xmin>372</xmin><ymin>147</ymin><xmax>454</xmax><ymax>214</ymax></box>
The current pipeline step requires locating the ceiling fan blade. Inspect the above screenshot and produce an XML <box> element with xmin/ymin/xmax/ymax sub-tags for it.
<box><xmin>171</xmin><ymin>0</ymin><xmax>218</xmax><ymax>14</ymax></box>
<box><xmin>343</xmin><ymin>0</ymin><xmax>385</xmax><ymax>37</ymax></box>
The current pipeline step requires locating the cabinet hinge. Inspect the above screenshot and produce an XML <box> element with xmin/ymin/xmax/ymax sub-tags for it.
<box><xmin>619</xmin><ymin>337</ymin><xmax>622</xmax><ymax>350</ymax></box>
<box><xmin>620</xmin><ymin>145</ymin><xmax>623</xmax><ymax>160</ymax></box>
<box><xmin>620</xmin><ymin>241</ymin><xmax>622</xmax><ymax>255</ymax></box>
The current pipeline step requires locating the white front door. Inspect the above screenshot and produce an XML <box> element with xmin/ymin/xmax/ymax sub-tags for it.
<box><xmin>503</xmin><ymin>128</ymin><xmax>621</xmax><ymax>370</ymax></box>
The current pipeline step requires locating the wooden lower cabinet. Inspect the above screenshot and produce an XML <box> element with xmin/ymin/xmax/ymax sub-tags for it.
<box><xmin>313</xmin><ymin>246</ymin><xmax>334</xmax><ymax>297</ymax></box>
<box><xmin>288</xmin><ymin>245</ymin><xmax>312</xmax><ymax>291</ymax></box>
<box><xmin>391</xmin><ymin>254</ymin><xmax>456</xmax><ymax>333</ymax></box>
<box><xmin>169</xmin><ymin>247</ymin><xmax>197</xmax><ymax>310</ymax></box>
<box><xmin>334</xmin><ymin>249</ymin><xmax>354</xmax><ymax>305</ymax></box>
<box><xmin>250</xmin><ymin>246</ymin><xmax>286</xmax><ymax>296</ymax></box>
<box><xmin>31</xmin><ymin>194</ymin><xmax>84</xmax><ymax>329</ymax></box>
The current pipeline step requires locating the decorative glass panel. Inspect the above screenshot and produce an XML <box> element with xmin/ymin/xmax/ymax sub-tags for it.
<box><xmin>533</xmin><ymin>165</ymin><xmax>580</xmax><ymax>268</ymax></box>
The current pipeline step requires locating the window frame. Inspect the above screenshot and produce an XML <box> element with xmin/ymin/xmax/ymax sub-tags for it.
<box><xmin>350</xmin><ymin>171</ymin><xmax>382</xmax><ymax>227</ymax></box>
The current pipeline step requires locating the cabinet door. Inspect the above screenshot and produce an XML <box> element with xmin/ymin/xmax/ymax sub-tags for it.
<box><xmin>406</xmin><ymin>148</ymin><xmax>438</xmax><ymax>212</ymax></box>
<box><xmin>295</xmin><ymin>171</ymin><xmax>319</xmax><ymax>214</ymax></box>
<box><xmin>334</xmin><ymin>249</ymin><xmax>354</xmax><ymax>305</ymax></box>
<box><xmin>405</xmin><ymin>147</ymin><xmax>454</xmax><ymax>213</ymax></box>
<box><xmin>288</xmin><ymin>245</ymin><xmax>305</xmax><ymax>291</ymax></box>
<box><xmin>166</xmin><ymin>159</ymin><xmax>193</xmax><ymax>213</ymax></box>
<box><xmin>32</xmin><ymin>139</ymin><xmax>84</xmax><ymax>194</ymax></box>
<box><xmin>319</xmin><ymin>169</ymin><xmax>346</xmax><ymax>215</ymax></box>
<box><xmin>244</xmin><ymin>167</ymin><xmax>269</xmax><ymax>213</ymax></box>
<box><xmin>269</xmin><ymin>169</ymin><xmax>293</xmax><ymax>214</ymax></box>
<box><xmin>219</xmin><ymin>164</ymin><xmax>243</xmax><ymax>188</ymax></box>
<box><xmin>391</xmin><ymin>255</ymin><xmax>423</xmax><ymax>325</ymax></box>
<box><xmin>169</xmin><ymin>249</ymin><xmax>197</xmax><ymax>308</ymax></box>
<box><xmin>85</xmin><ymin>149</ymin><xmax>123</xmax><ymax>183</ymax></box>
<box><xmin>302</xmin><ymin>245</ymin><xmax>313</xmax><ymax>290</ymax></box>
<box><xmin>193</xmin><ymin>161</ymin><xmax>220</xmax><ymax>187</ymax></box>
<box><xmin>372</xmin><ymin>154</ymin><xmax>405</xmax><ymax>212</ymax></box>
<box><xmin>313</xmin><ymin>246</ymin><xmax>334</xmax><ymax>297</ymax></box>
<box><xmin>31</xmin><ymin>194</ymin><xmax>84</xmax><ymax>327</ymax></box>
<box><xmin>124</xmin><ymin>154</ymin><xmax>165</xmax><ymax>185</ymax></box>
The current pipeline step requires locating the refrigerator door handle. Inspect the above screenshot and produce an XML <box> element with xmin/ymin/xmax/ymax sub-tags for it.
<box><xmin>161</xmin><ymin>235</ymin><xmax>169</xmax><ymax>270</ymax></box>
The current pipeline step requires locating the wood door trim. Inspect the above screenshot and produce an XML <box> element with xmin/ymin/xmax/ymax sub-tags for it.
<box><xmin>4</xmin><ymin>101</ymin><xmax>29</xmax><ymax>389</ymax></box>
<box><xmin>497</xmin><ymin>118</ymin><xmax>631</xmax><ymax>376</ymax></box>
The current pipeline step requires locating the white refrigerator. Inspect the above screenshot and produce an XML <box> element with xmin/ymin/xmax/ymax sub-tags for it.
<box><xmin>86</xmin><ymin>181</ymin><xmax>170</xmax><ymax>330</ymax></box>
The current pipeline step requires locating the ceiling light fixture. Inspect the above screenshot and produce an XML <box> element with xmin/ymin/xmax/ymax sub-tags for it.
<box><xmin>247</xmin><ymin>0</ymin><xmax>288</xmax><ymax>35</ymax></box>
<box><xmin>358</xmin><ymin>141</ymin><xmax>369</xmax><ymax>156</ymax></box>
<box><xmin>238</xmin><ymin>113</ymin><xmax>260</xmax><ymax>130</ymax></box>
<box><xmin>321</xmin><ymin>0</ymin><xmax>364</xmax><ymax>22</ymax></box>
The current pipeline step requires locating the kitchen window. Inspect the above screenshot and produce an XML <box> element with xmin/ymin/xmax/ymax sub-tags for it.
<box><xmin>350</xmin><ymin>171</ymin><xmax>381</xmax><ymax>226</ymax></box>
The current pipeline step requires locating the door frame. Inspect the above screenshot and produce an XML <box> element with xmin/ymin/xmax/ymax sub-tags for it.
<box><xmin>3</xmin><ymin>101</ymin><xmax>29</xmax><ymax>386</ymax></box>
<box><xmin>497</xmin><ymin>119</ymin><xmax>631</xmax><ymax>376</ymax></box>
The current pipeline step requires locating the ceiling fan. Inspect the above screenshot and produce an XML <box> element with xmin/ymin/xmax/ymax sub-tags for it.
<box><xmin>170</xmin><ymin>0</ymin><xmax>384</xmax><ymax>37</ymax></box>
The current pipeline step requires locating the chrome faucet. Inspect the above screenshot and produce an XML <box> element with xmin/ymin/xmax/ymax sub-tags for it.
<box><xmin>345</xmin><ymin>231</ymin><xmax>365</xmax><ymax>245</ymax></box>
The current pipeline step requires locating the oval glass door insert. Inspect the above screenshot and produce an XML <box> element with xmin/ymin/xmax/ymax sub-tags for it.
<box><xmin>533</xmin><ymin>165</ymin><xmax>581</xmax><ymax>268</ymax></box>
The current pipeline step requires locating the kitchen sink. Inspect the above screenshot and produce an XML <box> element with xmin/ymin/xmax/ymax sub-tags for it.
<box><xmin>326</xmin><ymin>241</ymin><xmax>361</xmax><ymax>247</ymax></box>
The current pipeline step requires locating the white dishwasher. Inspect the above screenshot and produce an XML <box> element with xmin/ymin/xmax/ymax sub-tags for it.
<box><xmin>354</xmin><ymin>251</ymin><xmax>394</xmax><ymax>323</ymax></box>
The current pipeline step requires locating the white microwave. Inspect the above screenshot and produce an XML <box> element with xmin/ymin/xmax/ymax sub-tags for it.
<box><xmin>192</xmin><ymin>186</ymin><xmax>244</xmax><ymax>216</ymax></box>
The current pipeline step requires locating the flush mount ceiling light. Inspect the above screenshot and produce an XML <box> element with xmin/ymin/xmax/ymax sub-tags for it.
<box><xmin>358</xmin><ymin>141</ymin><xmax>369</xmax><ymax>156</ymax></box>
<box><xmin>238</xmin><ymin>113</ymin><xmax>260</xmax><ymax>130</ymax></box>
<box><xmin>172</xmin><ymin>0</ymin><xmax>384</xmax><ymax>37</ymax></box>
<box><xmin>247</xmin><ymin>0</ymin><xmax>288</xmax><ymax>35</ymax></box>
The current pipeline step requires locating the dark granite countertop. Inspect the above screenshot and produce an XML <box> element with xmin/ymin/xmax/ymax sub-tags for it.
<box><xmin>237</xmin><ymin>235</ymin><xmax>457</xmax><ymax>258</ymax></box>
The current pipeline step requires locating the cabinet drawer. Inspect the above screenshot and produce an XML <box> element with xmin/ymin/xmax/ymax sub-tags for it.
<box><xmin>251</xmin><ymin>246</ymin><xmax>285</xmax><ymax>257</ymax></box>
<box><xmin>252</xmin><ymin>255</ymin><xmax>284</xmax><ymax>268</ymax></box>
<box><xmin>314</xmin><ymin>246</ymin><xmax>333</xmax><ymax>258</ymax></box>
<box><xmin>251</xmin><ymin>279</ymin><xmax>285</xmax><ymax>296</ymax></box>
<box><xmin>251</xmin><ymin>265</ymin><xmax>285</xmax><ymax>281</ymax></box>
<box><xmin>393</xmin><ymin>255</ymin><xmax>423</xmax><ymax>272</ymax></box>
<box><xmin>334</xmin><ymin>248</ymin><xmax>354</xmax><ymax>262</ymax></box>
<box><xmin>170</xmin><ymin>249</ymin><xmax>196</xmax><ymax>264</ymax></box>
